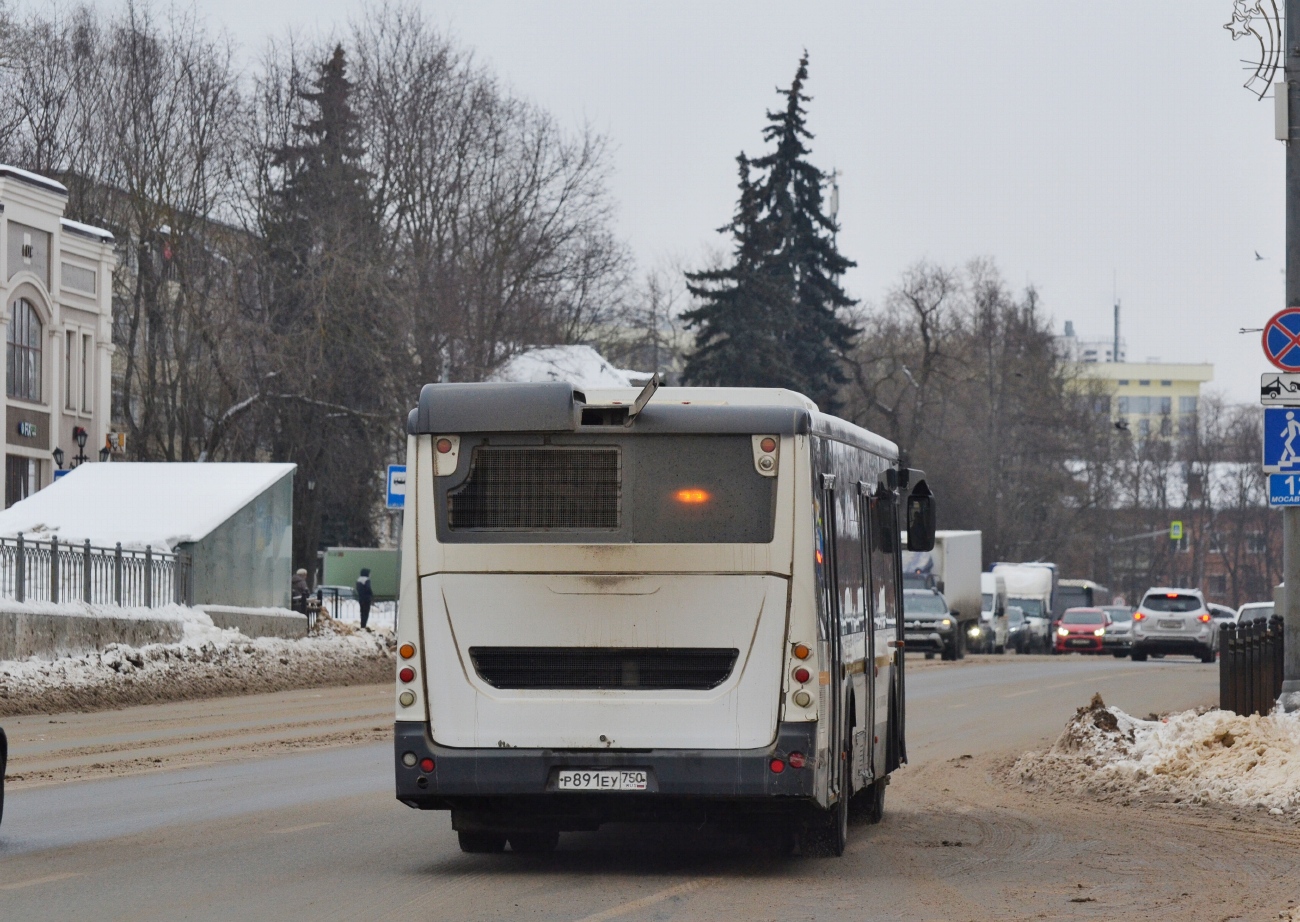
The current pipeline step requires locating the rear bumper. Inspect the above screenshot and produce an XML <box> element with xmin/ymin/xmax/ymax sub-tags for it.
<box><xmin>395</xmin><ymin>720</ymin><xmax>818</xmax><ymax>810</ymax></box>
<box><xmin>1102</xmin><ymin>634</ymin><xmax>1133</xmax><ymax>651</ymax></box>
<box><xmin>1132</xmin><ymin>636</ymin><xmax>1212</xmax><ymax>655</ymax></box>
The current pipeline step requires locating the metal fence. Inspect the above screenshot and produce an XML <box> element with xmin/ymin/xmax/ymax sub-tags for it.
<box><xmin>0</xmin><ymin>535</ymin><xmax>191</xmax><ymax>608</ymax></box>
<box><xmin>1219</xmin><ymin>616</ymin><xmax>1285</xmax><ymax>716</ymax></box>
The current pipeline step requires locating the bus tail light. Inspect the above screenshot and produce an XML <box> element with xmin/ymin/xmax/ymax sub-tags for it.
<box><xmin>788</xmin><ymin>751</ymin><xmax>807</xmax><ymax>769</ymax></box>
<box><xmin>793</xmin><ymin>666</ymin><xmax>811</xmax><ymax>684</ymax></box>
<box><xmin>399</xmin><ymin>666</ymin><xmax>416</xmax><ymax>683</ymax></box>
<box><xmin>420</xmin><ymin>757</ymin><xmax>435</xmax><ymax>773</ymax></box>
<box><xmin>769</xmin><ymin>758</ymin><xmax>786</xmax><ymax>774</ymax></box>
<box><xmin>752</xmin><ymin>435</ymin><xmax>779</xmax><ymax>476</ymax></box>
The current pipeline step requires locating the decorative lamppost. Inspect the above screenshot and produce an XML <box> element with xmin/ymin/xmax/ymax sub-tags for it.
<box><xmin>71</xmin><ymin>426</ymin><xmax>89</xmax><ymax>467</ymax></box>
<box><xmin>52</xmin><ymin>446</ymin><xmax>65</xmax><ymax>470</ymax></box>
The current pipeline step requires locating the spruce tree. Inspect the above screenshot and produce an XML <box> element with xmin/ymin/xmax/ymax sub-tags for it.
<box><xmin>682</xmin><ymin>53</ymin><xmax>857</xmax><ymax>411</ymax></box>
<box><xmin>260</xmin><ymin>45</ymin><xmax>390</xmax><ymax>568</ymax></box>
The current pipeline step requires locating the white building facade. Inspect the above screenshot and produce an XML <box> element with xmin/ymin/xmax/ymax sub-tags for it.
<box><xmin>0</xmin><ymin>166</ymin><xmax>115</xmax><ymax>507</ymax></box>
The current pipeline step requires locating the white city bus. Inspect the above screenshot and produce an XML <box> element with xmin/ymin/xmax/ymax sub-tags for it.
<box><xmin>392</xmin><ymin>380</ymin><xmax>935</xmax><ymax>855</ymax></box>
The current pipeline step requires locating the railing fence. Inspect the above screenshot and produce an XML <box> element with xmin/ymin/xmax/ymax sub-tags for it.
<box><xmin>0</xmin><ymin>534</ymin><xmax>191</xmax><ymax>608</ymax></box>
<box><xmin>1219</xmin><ymin>615</ymin><xmax>1285</xmax><ymax>716</ymax></box>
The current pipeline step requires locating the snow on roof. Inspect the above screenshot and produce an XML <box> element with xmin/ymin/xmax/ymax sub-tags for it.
<box><xmin>60</xmin><ymin>217</ymin><xmax>114</xmax><ymax>242</ymax></box>
<box><xmin>0</xmin><ymin>462</ymin><xmax>295</xmax><ymax>551</ymax></box>
<box><xmin>0</xmin><ymin>164</ymin><xmax>69</xmax><ymax>195</ymax></box>
<box><xmin>488</xmin><ymin>345</ymin><xmax>644</xmax><ymax>389</ymax></box>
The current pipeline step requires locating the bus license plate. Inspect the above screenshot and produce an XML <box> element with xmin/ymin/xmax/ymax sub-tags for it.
<box><xmin>557</xmin><ymin>770</ymin><xmax>648</xmax><ymax>791</ymax></box>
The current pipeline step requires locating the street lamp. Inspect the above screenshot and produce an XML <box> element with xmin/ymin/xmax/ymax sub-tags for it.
<box><xmin>52</xmin><ymin>446</ymin><xmax>64</xmax><ymax>470</ymax></box>
<box><xmin>99</xmin><ymin>446</ymin><xmax>110</xmax><ymax>463</ymax></box>
<box><xmin>72</xmin><ymin>426</ymin><xmax>89</xmax><ymax>467</ymax></box>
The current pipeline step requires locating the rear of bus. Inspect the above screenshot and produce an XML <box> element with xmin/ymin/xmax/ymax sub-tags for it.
<box><xmin>393</xmin><ymin>382</ymin><xmax>818</xmax><ymax>846</ymax></box>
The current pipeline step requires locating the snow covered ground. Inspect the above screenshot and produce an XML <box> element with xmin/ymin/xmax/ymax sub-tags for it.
<box><xmin>0</xmin><ymin>606</ymin><xmax>394</xmax><ymax>716</ymax></box>
<box><xmin>325</xmin><ymin>598</ymin><xmax>396</xmax><ymax>631</ymax></box>
<box><xmin>1015</xmin><ymin>694</ymin><xmax>1300</xmax><ymax>815</ymax></box>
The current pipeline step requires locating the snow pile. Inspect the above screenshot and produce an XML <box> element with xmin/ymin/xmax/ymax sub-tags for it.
<box><xmin>0</xmin><ymin>612</ymin><xmax>395</xmax><ymax>716</ymax></box>
<box><xmin>1015</xmin><ymin>694</ymin><xmax>1300</xmax><ymax>813</ymax></box>
<box><xmin>489</xmin><ymin>345</ymin><xmax>645</xmax><ymax>389</ymax></box>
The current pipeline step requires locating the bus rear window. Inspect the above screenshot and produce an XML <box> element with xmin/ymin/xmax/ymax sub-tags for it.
<box><xmin>436</xmin><ymin>434</ymin><xmax>776</xmax><ymax>544</ymax></box>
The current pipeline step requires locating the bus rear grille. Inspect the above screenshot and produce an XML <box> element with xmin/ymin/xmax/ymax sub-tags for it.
<box><xmin>447</xmin><ymin>447</ymin><xmax>620</xmax><ymax>529</ymax></box>
<box><xmin>468</xmin><ymin>647</ymin><xmax>739</xmax><ymax>690</ymax></box>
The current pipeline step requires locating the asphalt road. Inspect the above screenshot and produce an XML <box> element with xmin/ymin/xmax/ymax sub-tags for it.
<box><xmin>3</xmin><ymin>654</ymin><xmax>1277</xmax><ymax>921</ymax></box>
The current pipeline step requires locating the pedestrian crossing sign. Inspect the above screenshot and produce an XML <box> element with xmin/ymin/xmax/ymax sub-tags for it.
<box><xmin>1169</xmin><ymin>521</ymin><xmax>1183</xmax><ymax>541</ymax></box>
<box><xmin>1264</xmin><ymin>407</ymin><xmax>1300</xmax><ymax>472</ymax></box>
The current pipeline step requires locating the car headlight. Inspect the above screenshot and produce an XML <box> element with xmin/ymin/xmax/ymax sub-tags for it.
<box><xmin>1094</xmin><ymin>628</ymin><xmax>1105</xmax><ymax>637</ymax></box>
<box><xmin>941</xmin><ymin>618</ymin><xmax>952</xmax><ymax>628</ymax></box>
<box><xmin>967</xmin><ymin>625</ymin><xmax>982</xmax><ymax>638</ymax></box>
<box><xmin>1057</xmin><ymin>627</ymin><xmax>1069</xmax><ymax>637</ymax></box>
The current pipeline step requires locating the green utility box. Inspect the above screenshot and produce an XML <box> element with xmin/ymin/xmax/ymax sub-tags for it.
<box><xmin>322</xmin><ymin>547</ymin><xmax>401</xmax><ymax>601</ymax></box>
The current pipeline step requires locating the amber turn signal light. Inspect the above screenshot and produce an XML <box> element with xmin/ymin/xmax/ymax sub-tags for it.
<box><xmin>674</xmin><ymin>488</ymin><xmax>710</xmax><ymax>504</ymax></box>
<box><xmin>792</xmin><ymin>643</ymin><xmax>811</xmax><ymax>660</ymax></box>
<box><xmin>399</xmin><ymin>643</ymin><xmax>416</xmax><ymax>659</ymax></box>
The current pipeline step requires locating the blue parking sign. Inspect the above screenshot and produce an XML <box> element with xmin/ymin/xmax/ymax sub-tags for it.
<box><xmin>1263</xmin><ymin>407</ymin><xmax>1300</xmax><ymax>472</ymax></box>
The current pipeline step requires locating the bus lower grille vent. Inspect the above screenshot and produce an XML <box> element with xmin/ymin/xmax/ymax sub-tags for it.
<box><xmin>468</xmin><ymin>647</ymin><xmax>739</xmax><ymax>690</ymax></box>
<box><xmin>448</xmin><ymin>447</ymin><xmax>620</xmax><ymax>529</ymax></box>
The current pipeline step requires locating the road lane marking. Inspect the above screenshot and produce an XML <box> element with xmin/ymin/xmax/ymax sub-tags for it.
<box><xmin>571</xmin><ymin>879</ymin><xmax>715</xmax><ymax>922</ymax></box>
<box><xmin>0</xmin><ymin>872</ymin><xmax>82</xmax><ymax>891</ymax></box>
<box><xmin>271</xmin><ymin>822</ymin><xmax>332</xmax><ymax>834</ymax></box>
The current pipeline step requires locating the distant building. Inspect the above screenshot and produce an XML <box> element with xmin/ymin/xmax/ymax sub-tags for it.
<box><xmin>1077</xmin><ymin>361</ymin><xmax>1214</xmax><ymax>439</ymax></box>
<box><xmin>0</xmin><ymin>166</ymin><xmax>116</xmax><ymax>506</ymax></box>
<box><xmin>1059</xmin><ymin>321</ymin><xmax>1213</xmax><ymax>439</ymax></box>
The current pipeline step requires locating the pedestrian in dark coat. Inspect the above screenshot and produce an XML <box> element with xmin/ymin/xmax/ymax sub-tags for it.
<box><xmin>291</xmin><ymin>568</ymin><xmax>310</xmax><ymax>614</ymax></box>
<box><xmin>355</xmin><ymin>568</ymin><xmax>374</xmax><ymax>629</ymax></box>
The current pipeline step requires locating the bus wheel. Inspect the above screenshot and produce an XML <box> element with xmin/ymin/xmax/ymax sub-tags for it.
<box><xmin>508</xmin><ymin>830</ymin><xmax>559</xmax><ymax>854</ymax></box>
<box><xmin>863</xmin><ymin>777</ymin><xmax>886</xmax><ymax>824</ymax></box>
<box><xmin>804</xmin><ymin>791</ymin><xmax>848</xmax><ymax>857</ymax></box>
<box><xmin>458</xmin><ymin>831</ymin><xmax>507</xmax><ymax>853</ymax></box>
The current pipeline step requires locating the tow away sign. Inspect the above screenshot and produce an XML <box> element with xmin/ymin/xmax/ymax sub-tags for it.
<box><xmin>1262</xmin><ymin>373</ymin><xmax>1300</xmax><ymax>405</ymax></box>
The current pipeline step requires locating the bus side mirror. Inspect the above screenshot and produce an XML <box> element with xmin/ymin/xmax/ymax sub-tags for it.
<box><xmin>906</xmin><ymin>480</ymin><xmax>936</xmax><ymax>552</ymax></box>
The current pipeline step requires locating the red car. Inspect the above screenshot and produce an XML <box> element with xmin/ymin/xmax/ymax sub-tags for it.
<box><xmin>1054</xmin><ymin>607</ymin><xmax>1111</xmax><ymax>654</ymax></box>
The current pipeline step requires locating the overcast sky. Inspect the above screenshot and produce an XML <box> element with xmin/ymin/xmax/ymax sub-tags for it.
<box><xmin>69</xmin><ymin>2</ymin><xmax>1290</xmax><ymax>401</ymax></box>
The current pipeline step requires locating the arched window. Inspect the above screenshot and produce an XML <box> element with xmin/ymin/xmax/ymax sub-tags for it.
<box><xmin>7</xmin><ymin>298</ymin><xmax>42</xmax><ymax>402</ymax></box>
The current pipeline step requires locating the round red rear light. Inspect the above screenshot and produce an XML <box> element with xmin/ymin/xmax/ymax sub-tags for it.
<box><xmin>436</xmin><ymin>438</ymin><xmax>453</xmax><ymax>454</ymax></box>
<box><xmin>769</xmin><ymin>758</ymin><xmax>786</xmax><ymax>774</ymax></box>
<box><xmin>760</xmin><ymin>437</ymin><xmax>777</xmax><ymax>453</ymax></box>
<box><xmin>419</xmin><ymin>757</ymin><xmax>434</xmax><ymax>773</ymax></box>
<box><xmin>793</xmin><ymin>667</ymin><xmax>811</xmax><ymax>684</ymax></box>
<box><xmin>788</xmin><ymin>751</ymin><xmax>806</xmax><ymax>769</ymax></box>
<box><xmin>399</xmin><ymin>666</ymin><xmax>416</xmax><ymax>683</ymax></box>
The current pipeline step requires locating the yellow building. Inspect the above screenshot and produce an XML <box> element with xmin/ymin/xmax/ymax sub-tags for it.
<box><xmin>1075</xmin><ymin>362</ymin><xmax>1214</xmax><ymax>438</ymax></box>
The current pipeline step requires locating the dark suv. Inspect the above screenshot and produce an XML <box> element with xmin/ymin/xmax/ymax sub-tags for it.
<box><xmin>903</xmin><ymin>589</ymin><xmax>961</xmax><ymax>660</ymax></box>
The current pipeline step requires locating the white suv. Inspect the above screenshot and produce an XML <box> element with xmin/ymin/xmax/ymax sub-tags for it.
<box><xmin>1131</xmin><ymin>588</ymin><xmax>1216</xmax><ymax>663</ymax></box>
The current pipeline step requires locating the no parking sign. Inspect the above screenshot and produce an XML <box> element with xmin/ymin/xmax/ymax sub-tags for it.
<box><xmin>1263</xmin><ymin>307</ymin><xmax>1300</xmax><ymax>371</ymax></box>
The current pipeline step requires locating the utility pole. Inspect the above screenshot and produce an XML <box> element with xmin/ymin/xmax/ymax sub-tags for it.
<box><xmin>1281</xmin><ymin>0</ymin><xmax>1300</xmax><ymax>710</ymax></box>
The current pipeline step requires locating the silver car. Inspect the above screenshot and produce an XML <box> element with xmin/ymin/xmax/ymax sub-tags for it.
<box><xmin>1237</xmin><ymin>601</ymin><xmax>1275</xmax><ymax>625</ymax></box>
<box><xmin>1130</xmin><ymin>588</ymin><xmax>1216</xmax><ymax>663</ymax></box>
<box><xmin>1100</xmin><ymin>605</ymin><xmax>1134</xmax><ymax>657</ymax></box>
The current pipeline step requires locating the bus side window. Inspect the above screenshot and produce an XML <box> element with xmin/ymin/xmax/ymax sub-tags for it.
<box><xmin>835</xmin><ymin>488</ymin><xmax>865</xmax><ymax>635</ymax></box>
<box><xmin>868</xmin><ymin>488</ymin><xmax>898</xmax><ymax>629</ymax></box>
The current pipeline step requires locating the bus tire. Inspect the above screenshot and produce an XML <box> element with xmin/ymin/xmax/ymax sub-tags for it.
<box><xmin>864</xmin><ymin>777</ymin><xmax>886</xmax><ymax>824</ymax></box>
<box><xmin>458</xmin><ymin>831</ymin><xmax>507</xmax><ymax>853</ymax></box>
<box><xmin>508</xmin><ymin>830</ymin><xmax>559</xmax><ymax>854</ymax></box>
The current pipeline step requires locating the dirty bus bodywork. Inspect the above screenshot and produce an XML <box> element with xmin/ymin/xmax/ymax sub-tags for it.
<box><xmin>392</xmin><ymin>382</ymin><xmax>932</xmax><ymax>855</ymax></box>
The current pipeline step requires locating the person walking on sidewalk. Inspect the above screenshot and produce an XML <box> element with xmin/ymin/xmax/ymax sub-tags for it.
<box><xmin>355</xmin><ymin>567</ymin><xmax>374</xmax><ymax>629</ymax></box>
<box><xmin>291</xmin><ymin>568</ymin><xmax>310</xmax><ymax>614</ymax></box>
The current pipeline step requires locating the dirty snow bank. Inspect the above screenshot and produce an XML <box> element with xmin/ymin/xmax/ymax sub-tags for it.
<box><xmin>0</xmin><ymin>614</ymin><xmax>395</xmax><ymax>717</ymax></box>
<box><xmin>1014</xmin><ymin>694</ymin><xmax>1300</xmax><ymax>814</ymax></box>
